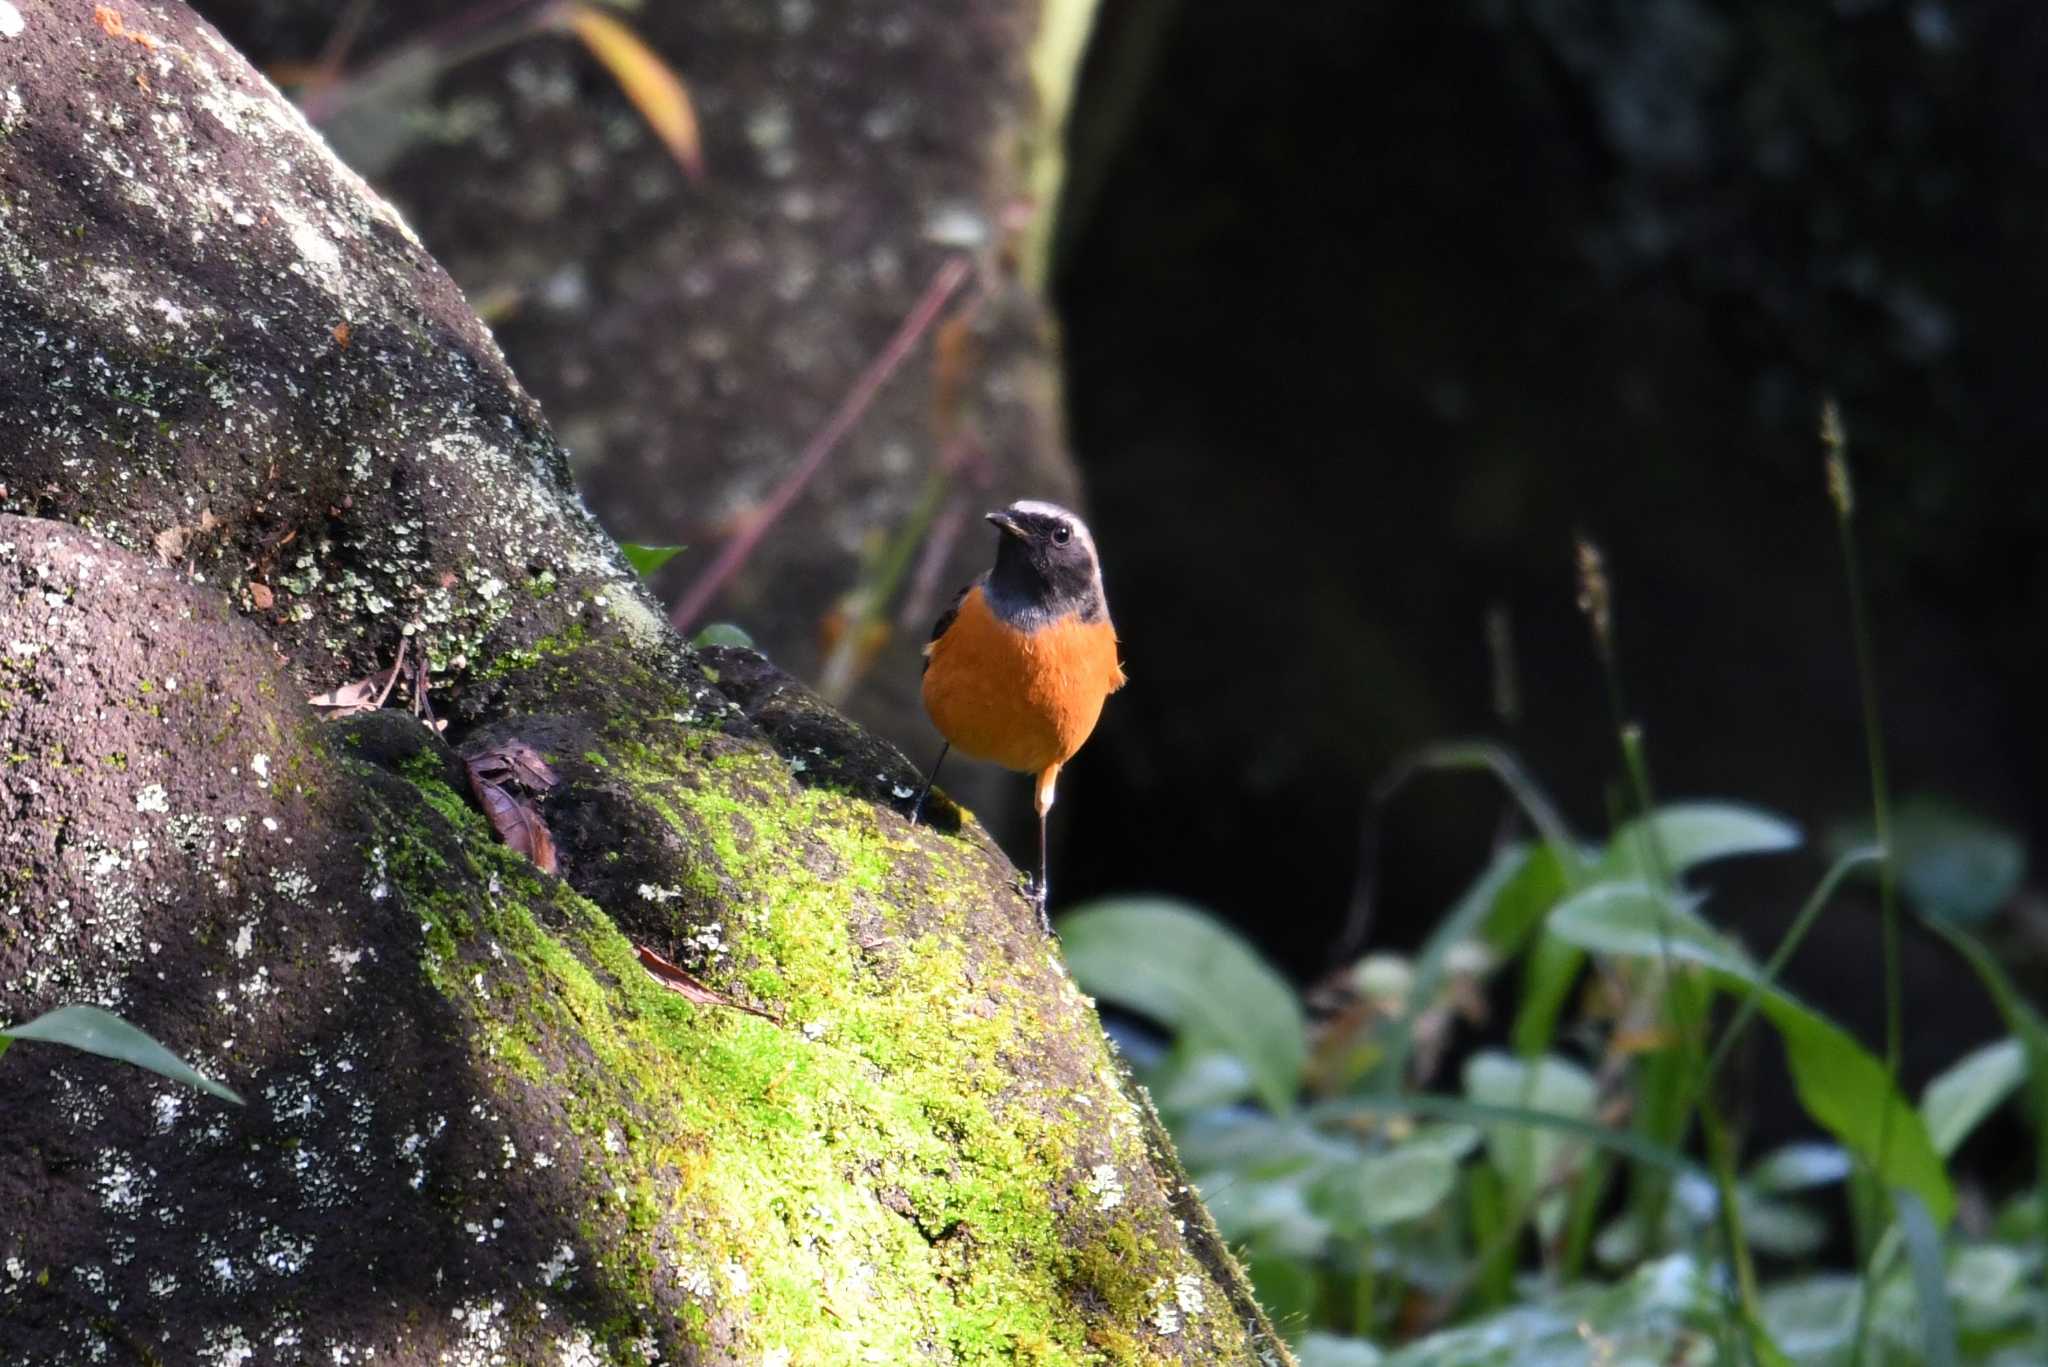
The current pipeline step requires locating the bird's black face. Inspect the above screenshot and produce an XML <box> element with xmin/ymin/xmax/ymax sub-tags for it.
<box><xmin>985</xmin><ymin>500</ymin><xmax>1107</xmax><ymax>625</ymax></box>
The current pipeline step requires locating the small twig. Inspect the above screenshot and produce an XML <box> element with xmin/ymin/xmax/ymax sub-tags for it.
<box><xmin>309</xmin><ymin>0</ymin><xmax>377</xmax><ymax>91</ymax></box>
<box><xmin>897</xmin><ymin>477</ymin><xmax>978</xmax><ymax>635</ymax></box>
<box><xmin>669</xmin><ymin>255</ymin><xmax>976</xmax><ymax>631</ymax></box>
<box><xmin>413</xmin><ymin>651</ymin><xmax>440</xmax><ymax>730</ymax></box>
<box><xmin>373</xmin><ymin>635</ymin><xmax>409</xmax><ymax>710</ymax></box>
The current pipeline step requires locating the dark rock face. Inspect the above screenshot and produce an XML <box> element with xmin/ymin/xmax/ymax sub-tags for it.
<box><xmin>0</xmin><ymin>6</ymin><xmax>1285</xmax><ymax>1363</ymax></box>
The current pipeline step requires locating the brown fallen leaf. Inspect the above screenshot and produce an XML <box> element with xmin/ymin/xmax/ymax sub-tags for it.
<box><xmin>466</xmin><ymin>743</ymin><xmax>556</xmax><ymax>791</ymax></box>
<box><xmin>307</xmin><ymin>639</ymin><xmax>408</xmax><ymax>719</ymax></box>
<box><xmin>465</xmin><ymin>739</ymin><xmax>560</xmax><ymax>794</ymax></box>
<box><xmin>332</xmin><ymin>321</ymin><xmax>352</xmax><ymax>349</ymax></box>
<box><xmin>466</xmin><ymin>764</ymin><xmax>559</xmax><ymax>874</ymax></box>
<box><xmin>248</xmin><ymin>582</ymin><xmax>275</xmax><ymax>610</ymax></box>
<box><xmin>153</xmin><ymin>508</ymin><xmax>220</xmax><ymax>565</ymax></box>
<box><xmin>633</xmin><ymin>943</ymin><xmax>779</xmax><ymax>1021</ymax></box>
<box><xmin>306</xmin><ymin>673</ymin><xmax>386</xmax><ymax>718</ymax></box>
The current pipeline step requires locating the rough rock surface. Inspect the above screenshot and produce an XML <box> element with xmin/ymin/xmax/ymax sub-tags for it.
<box><xmin>0</xmin><ymin>5</ymin><xmax>1285</xmax><ymax>1364</ymax></box>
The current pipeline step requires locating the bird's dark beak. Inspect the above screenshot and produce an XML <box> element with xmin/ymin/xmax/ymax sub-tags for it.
<box><xmin>986</xmin><ymin>510</ymin><xmax>1027</xmax><ymax>540</ymax></box>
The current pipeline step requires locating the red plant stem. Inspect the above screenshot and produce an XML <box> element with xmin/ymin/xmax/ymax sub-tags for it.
<box><xmin>669</xmin><ymin>254</ymin><xmax>976</xmax><ymax>631</ymax></box>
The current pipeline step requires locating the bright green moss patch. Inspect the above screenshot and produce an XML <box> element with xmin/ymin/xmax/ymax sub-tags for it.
<box><xmin>350</xmin><ymin>672</ymin><xmax>1266</xmax><ymax>1363</ymax></box>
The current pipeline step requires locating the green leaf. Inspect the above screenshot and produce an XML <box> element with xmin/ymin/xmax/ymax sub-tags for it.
<box><xmin>1548</xmin><ymin>881</ymin><xmax>1955</xmax><ymax>1225</ymax></box>
<box><xmin>1945</xmin><ymin>1245</ymin><xmax>2033</xmax><ymax>1330</ymax></box>
<box><xmin>1833</xmin><ymin>795</ymin><xmax>2025</xmax><ymax>925</ymax></box>
<box><xmin>1380</xmin><ymin>1254</ymin><xmax>1719</xmax><ymax>1367</ymax></box>
<box><xmin>1059</xmin><ymin>898</ymin><xmax>1306</xmax><ymax>1114</ymax></box>
<box><xmin>1896</xmin><ymin>1189</ymin><xmax>1960</xmax><ymax>1367</ymax></box>
<box><xmin>1740</xmin><ymin>1194</ymin><xmax>1829</xmax><ymax>1259</ymax></box>
<box><xmin>1385</xmin><ymin>842</ymin><xmax>1567</xmax><ymax>1085</ymax></box>
<box><xmin>1311</xmin><ymin>1144</ymin><xmax>1458</xmax><ymax>1232</ymax></box>
<box><xmin>1174</xmin><ymin>1110</ymin><xmax>1348</xmax><ymax>1179</ymax></box>
<box><xmin>2</xmin><ymin>1004</ymin><xmax>243</xmax><ymax>1105</ymax></box>
<box><xmin>1510</xmin><ymin>932</ymin><xmax>1586</xmax><ymax>1058</ymax></box>
<box><xmin>1313</xmin><ymin>1094</ymin><xmax>1706</xmax><ymax>1182</ymax></box>
<box><xmin>1462</xmin><ymin>1052</ymin><xmax>1595</xmax><ymax>1235</ymax></box>
<box><xmin>1599</xmin><ymin>801</ymin><xmax>1801</xmax><ymax>882</ymax></box>
<box><xmin>619</xmin><ymin>541</ymin><xmax>685</xmax><ymax>576</ymax></box>
<box><xmin>1297</xmin><ymin>1332</ymin><xmax>1383</xmax><ymax>1367</ymax></box>
<box><xmin>1548</xmin><ymin>880</ymin><xmax>1746</xmax><ymax>970</ymax></box>
<box><xmin>1920</xmin><ymin>1037</ymin><xmax>2024</xmax><ymax>1159</ymax></box>
<box><xmin>1479</xmin><ymin>841</ymin><xmax>1572</xmax><ymax>956</ymax></box>
<box><xmin>1200</xmin><ymin>1174</ymin><xmax>1330</xmax><ymax>1257</ymax></box>
<box><xmin>1146</xmin><ymin>1041</ymin><xmax>1256</xmax><ymax>1116</ymax></box>
<box><xmin>1248</xmin><ymin>1255</ymin><xmax>1325</xmax><ymax>1337</ymax></box>
<box><xmin>690</xmin><ymin>622</ymin><xmax>755</xmax><ymax>649</ymax></box>
<box><xmin>1922</xmin><ymin>920</ymin><xmax>2048</xmax><ymax>1249</ymax></box>
<box><xmin>1762</xmin><ymin>1276</ymin><xmax>1861</xmax><ymax>1360</ymax></box>
<box><xmin>1747</xmin><ymin>1142</ymin><xmax>1850</xmax><ymax>1194</ymax></box>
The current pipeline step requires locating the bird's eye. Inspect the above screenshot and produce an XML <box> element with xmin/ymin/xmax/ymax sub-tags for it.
<box><xmin>1052</xmin><ymin>524</ymin><xmax>1071</xmax><ymax>545</ymax></box>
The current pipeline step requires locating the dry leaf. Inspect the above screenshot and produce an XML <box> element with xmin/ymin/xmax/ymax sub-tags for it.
<box><xmin>466</xmin><ymin>740</ymin><xmax>559</xmax><ymax>794</ymax></box>
<box><xmin>560</xmin><ymin>4</ymin><xmax>705</xmax><ymax>183</ymax></box>
<box><xmin>308</xmin><ymin>640</ymin><xmax>406</xmax><ymax>719</ymax></box>
<box><xmin>332</xmin><ymin>321</ymin><xmax>352</xmax><ymax>349</ymax></box>
<box><xmin>500</xmin><ymin>741</ymin><xmax>560</xmax><ymax>792</ymax></box>
<box><xmin>153</xmin><ymin>508</ymin><xmax>220</xmax><ymax>564</ymax></box>
<box><xmin>633</xmin><ymin>943</ymin><xmax>779</xmax><ymax>1021</ymax></box>
<box><xmin>307</xmin><ymin>674</ymin><xmax>386</xmax><ymax>718</ymax></box>
<box><xmin>248</xmin><ymin>582</ymin><xmax>275</xmax><ymax>610</ymax></box>
<box><xmin>466</xmin><ymin>764</ymin><xmax>559</xmax><ymax>874</ymax></box>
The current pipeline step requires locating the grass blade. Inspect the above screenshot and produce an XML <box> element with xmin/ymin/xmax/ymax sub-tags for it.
<box><xmin>4</xmin><ymin>1004</ymin><xmax>243</xmax><ymax>1105</ymax></box>
<box><xmin>1704</xmin><ymin>844</ymin><xmax>1881</xmax><ymax>1086</ymax></box>
<box><xmin>558</xmin><ymin>3</ymin><xmax>705</xmax><ymax>181</ymax></box>
<box><xmin>1310</xmin><ymin>1093</ymin><xmax>1711</xmax><ymax>1185</ymax></box>
<box><xmin>1896</xmin><ymin>1189</ymin><xmax>1960</xmax><ymax>1367</ymax></box>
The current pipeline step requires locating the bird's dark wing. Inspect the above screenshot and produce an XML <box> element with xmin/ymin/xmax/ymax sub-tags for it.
<box><xmin>922</xmin><ymin>578</ymin><xmax>978</xmax><ymax>672</ymax></box>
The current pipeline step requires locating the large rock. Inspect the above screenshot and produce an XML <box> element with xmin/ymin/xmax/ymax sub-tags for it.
<box><xmin>0</xmin><ymin>5</ymin><xmax>1285</xmax><ymax>1363</ymax></box>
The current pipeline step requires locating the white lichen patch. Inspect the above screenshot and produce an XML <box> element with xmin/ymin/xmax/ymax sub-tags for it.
<box><xmin>134</xmin><ymin>783</ymin><xmax>170</xmax><ymax>814</ymax></box>
<box><xmin>198</xmin><ymin>1324</ymin><xmax>256</xmax><ymax>1367</ymax></box>
<box><xmin>1146</xmin><ymin>1278</ymin><xmax>1182</xmax><ymax>1336</ymax></box>
<box><xmin>538</xmin><ymin>1240</ymin><xmax>577</xmax><ymax>1287</ymax></box>
<box><xmin>1087</xmin><ymin>1162</ymin><xmax>1125</xmax><ymax>1212</ymax></box>
<box><xmin>0</xmin><ymin>4</ymin><xmax>23</xmax><ymax>41</ymax></box>
<box><xmin>447</xmin><ymin>1297</ymin><xmax>509</xmax><ymax>1367</ymax></box>
<box><xmin>93</xmin><ymin>1152</ymin><xmax>153</xmax><ymax>1217</ymax></box>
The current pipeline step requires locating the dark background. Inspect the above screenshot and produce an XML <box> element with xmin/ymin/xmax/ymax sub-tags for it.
<box><xmin>1049</xmin><ymin>1</ymin><xmax>2040</xmax><ymax>1104</ymax></box>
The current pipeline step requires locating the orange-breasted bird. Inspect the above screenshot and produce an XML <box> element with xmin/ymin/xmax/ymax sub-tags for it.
<box><xmin>914</xmin><ymin>500</ymin><xmax>1127</xmax><ymax>928</ymax></box>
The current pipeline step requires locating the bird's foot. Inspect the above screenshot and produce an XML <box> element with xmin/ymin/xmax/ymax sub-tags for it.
<box><xmin>1027</xmin><ymin>875</ymin><xmax>1052</xmax><ymax>936</ymax></box>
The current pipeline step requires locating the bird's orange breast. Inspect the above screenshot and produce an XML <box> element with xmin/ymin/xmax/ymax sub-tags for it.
<box><xmin>921</xmin><ymin>585</ymin><xmax>1126</xmax><ymax>775</ymax></box>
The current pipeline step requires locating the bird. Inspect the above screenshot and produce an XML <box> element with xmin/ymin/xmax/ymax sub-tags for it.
<box><xmin>913</xmin><ymin>499</ymin><xmax>1126</xmax><ymax>930</ymax></box>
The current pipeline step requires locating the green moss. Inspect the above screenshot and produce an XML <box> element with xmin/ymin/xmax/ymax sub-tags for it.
<box><xmin>345</xmin><ymin>664</ymin><xmax>1257</xmax><ymax>1364</ymax></box>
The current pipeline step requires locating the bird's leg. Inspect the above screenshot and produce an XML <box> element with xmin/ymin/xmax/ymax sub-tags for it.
<box><xmin>909</xmin><ymin>741</ymin><xmax>950</xmax><ymax>825</ymax></box>
<box><xmin>1032</xmin><ymin>765</ymin><xmax>1060</xmax><ymax>935</ymax></box>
